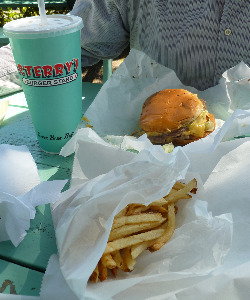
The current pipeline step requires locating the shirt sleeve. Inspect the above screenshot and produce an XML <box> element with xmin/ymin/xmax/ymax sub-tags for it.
<box><xmin>0</xmin><ymin>44</ymin><xmax>22</xmax><ymax>97</ymax></box>
<box><xmin>70</xmin><ymin>0</ymin><xmax>130</xmax><ymax>66</ymax></box>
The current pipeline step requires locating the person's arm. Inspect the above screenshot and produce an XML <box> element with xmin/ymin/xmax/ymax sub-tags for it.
<box><xmin>0</xmin><ymin>0</ymin><xmax>130</xmax><ymax>97</ymax></box>
<box><xmin>70</xmin><ymin>0</ymin><xmax>130</xmax><ymax>66</ymax></box>
<box><xmin>0</xmin><ymin>44</ymin><xmax>22</xmax><ymax>97</ymax></box>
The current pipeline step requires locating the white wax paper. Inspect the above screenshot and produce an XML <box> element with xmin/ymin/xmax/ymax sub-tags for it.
<box><xmin>80</xmin><ymin>49</ymin><xmax>250</xmax><ymax>137</ymax></box>
<box><xmin>0</xmin><ymin>144</ymin><xmax>67</xmax><ymax>246</ymax></box>
<box><xmin>46</xmin><ymin>130</ymin><xmax>235</xmax><ymax>300</ymax></box>
<box><xmin>0</xmin><ymin>144</ymin><xmax>40</xmax><ymax>196</ymax></box>
<box><xmin>47</xmin><ymin>125</ymin><xmax>250</xmax><ymax>300</ymax></box>
<box><xmin>40</xmin><ymin>50</ymin><xmax>250</xmax><ymax>300</ymax></box>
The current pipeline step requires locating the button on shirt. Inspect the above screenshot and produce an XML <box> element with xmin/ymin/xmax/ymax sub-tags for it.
<box><xmin>224</xmin><ymin>28</ymin><xmax>232</xmax><ymax>35</ymax></box>
<box><xmin>71</xmin><ymin>0</ymin><xmax>249</xmax><ymax>90</ymax></box>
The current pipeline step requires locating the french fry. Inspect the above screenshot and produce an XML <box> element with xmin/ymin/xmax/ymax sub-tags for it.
<box><xmin>123</xmin><ymin>247</ymin><xmax>136</xmax><ymax>271</ymax></box>
<box><xmin>112</xmin><ymin>250</ymin><xmax>128</xmax><ymax>272</ymax></box>
<box><xmin>112</xmin><ymin>213</ymin><xmax>166</xmax><ymax>230</ymax></box>
<box><xmin>89</xmin><ymin>178</ymin><xmax>197</xmax><ymax>283</ymax></box>
<box><xmin>130</xmin><ymin>240</ymin><xmax>155</xmax><ymax>259</ymax></box>
<box><xmin>146</xmin><ymin>205</ymin><xmax>169</xmax><ymax>216</ymax></box>
<box><xmin>109</xmin><ymin>220</ymin><xmax>166</xmax><ymax>241</ymax></box>
<box><xmin>89</xmin><ymin>265</ymin><xmax>99</xmax><ymax>283</ymax></box>
<box><xmin>126</xmin><ymin>203</ymin><xmax>147</xmax><ymax>216</ymax></box>
<box><xmin>111</xmin><ymin>267</ymin><xmax>117</xmax><ymax>277</ymax></box>
<box><xmin>98</xmin><ymin>260</ymin><xmax>108</xmax><ymax>282</ymax></box>
<box><xmin>148</xmin><ymin>204</ymin><xmax>175</xmax><ymax>252</ymax></box>
<box><xmin>115</xmin><ymin>206</ymin><xmax>128</xmax><ymax>218</ymax></box>
<box><xmin>151</xmin><ymin>192</ymin><xmax>192</xmax><ymax>207</ymax></box>
<box><xmin>163</xmin><ymin>179</ymin><xmax>197</xmax><ymax>205</ymax></box>
<box><xmin>150</xmin><ymin>179</ymin><xmax>197</xmax><ymax>207</ymax></box>
<box><xmin>101</xmin><ymin>253</ymin><xmax>117</xmax><ymax>269</ymax></box>
<box><xmin>173</xmin><ymin>181</ymin><xmax>186</xmax><ymax>190</ymax></box>
<box><xmin>104</xmin><ymin>227</ymin><xmax>166</xmax><ymax>255</ymax></box>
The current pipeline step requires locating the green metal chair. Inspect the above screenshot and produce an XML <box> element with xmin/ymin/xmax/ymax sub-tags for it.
<box><xmin>102</xmin><ymin>59</ymin><xmax>113</xmax><ymax>83</ymax></box>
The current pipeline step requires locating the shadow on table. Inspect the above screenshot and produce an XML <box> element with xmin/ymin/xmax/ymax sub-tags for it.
<box><xmin>0</xmin><ymin>109</ymin><xmax>74</xmax><ymax>179</ymax></box>
<box><xmin>19</xmin><ymin>203</ymin><xmax>57</xmax><ymax>296</ymax></box>
<box><xmin>0</xmin><ymin>203</ymin><xmax>57</xmax><ymax>296</ymax></box>
<box><xmin>0</xmin><ymin>109</ymin><xmax>76</xmax><ymax>296</ymax></box>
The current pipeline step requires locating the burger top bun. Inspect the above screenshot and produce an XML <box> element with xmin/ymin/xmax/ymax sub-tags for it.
<box><xmin>139</xmin><ymin>89</ymin><xmax>204</xmax><ymax>132</ymax></box>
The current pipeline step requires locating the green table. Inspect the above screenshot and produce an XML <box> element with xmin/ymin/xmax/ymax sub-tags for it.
<box><xmin>0</xmin><ymin>82</ymin><xmax>102</xmax><ymax>296</ymax></box>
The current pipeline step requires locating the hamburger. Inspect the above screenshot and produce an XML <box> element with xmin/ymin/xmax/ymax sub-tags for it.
<box><xmin>139</xmin><ymin>89</ymin><xmax>215</xmax><ymax>146</ymax></box>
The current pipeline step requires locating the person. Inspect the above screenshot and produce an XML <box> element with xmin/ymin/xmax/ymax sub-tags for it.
<box><xmin>0</xmin><ymin>0</ymin><xmax>249</xmax><ymax>96</ymax></box>
<box><xmin>70</xmin><ymin>0</ymin><xmax>249</xmax><ymax>90</ymax></box>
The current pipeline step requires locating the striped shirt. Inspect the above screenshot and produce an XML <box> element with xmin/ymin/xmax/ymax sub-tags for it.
<box><xmin>71</xmin><ymin>0</ymin><xmax>250</xmax><ymax>90</ymax></box>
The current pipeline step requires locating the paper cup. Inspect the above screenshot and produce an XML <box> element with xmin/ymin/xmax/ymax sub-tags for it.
<box><xmin>3</xmin><ymin>15</ymin><xmax>84</xmax><ymax>153</ymax></box>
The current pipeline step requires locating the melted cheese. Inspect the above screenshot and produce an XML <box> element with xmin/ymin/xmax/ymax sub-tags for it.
<box><xmin>186</xmin><ymin>111</ymin><xmax>206</xmax><ymax>137</ymax></box>
<box><xmin>184</xmin><ymin>110</ymin><xmax>214</xmax><ymax>137</ymax></box>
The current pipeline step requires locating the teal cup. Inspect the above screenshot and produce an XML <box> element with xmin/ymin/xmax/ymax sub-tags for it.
<box><xmin>3</xmin><ymin>15</ymin><xmax>84</xmax><ymax>153</ymax></box>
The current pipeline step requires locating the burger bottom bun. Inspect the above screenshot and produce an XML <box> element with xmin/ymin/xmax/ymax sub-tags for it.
<box><xmin>147</xmin><ymin>130</ymin><xmax>211</xmax><ymax>146</ymax></box>
<box><xmin>171</xmin><ymin>130</ymin><xmax>213</xmax><ymax>146</ymax></box>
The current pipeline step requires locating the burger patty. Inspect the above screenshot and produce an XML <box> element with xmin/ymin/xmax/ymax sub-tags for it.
<box><xmin>148</xmin><ymin>127</ymin><xmax>188</xmax><ymax>145</ymax></box>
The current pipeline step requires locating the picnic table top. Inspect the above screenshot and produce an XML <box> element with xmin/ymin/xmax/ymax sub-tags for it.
<box><xmin>0</xmin><ymin>82</ymin><xmax>102</xmax><ymax>296</ymax></box>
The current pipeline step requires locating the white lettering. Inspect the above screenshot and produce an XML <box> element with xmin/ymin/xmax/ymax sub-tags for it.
<box><xmin>22</xmin><ymin>73</ymin><xmax>78</xmax><ymax>87</ymax></box>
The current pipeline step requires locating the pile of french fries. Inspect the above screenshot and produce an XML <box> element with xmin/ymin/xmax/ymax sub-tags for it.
<box><xmin>89</xmin><ymin>178</ymin><xmax>197</xmax><ymax>283</ymax></box>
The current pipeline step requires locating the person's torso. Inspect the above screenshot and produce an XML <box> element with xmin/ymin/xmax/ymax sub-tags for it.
<box><xmin>129</xmin><ymin>0</ymin><xmax>249</xmax><ymax>90</ymax></box>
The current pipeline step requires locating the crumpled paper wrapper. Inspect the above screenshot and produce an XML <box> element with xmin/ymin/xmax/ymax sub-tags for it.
<box><xmin>43</xmin><ymin>50</ymin><xmax>250</xmax><ymax>300</ymax></box>
<box><xmin>38</xmin><ymin>49</ymin><xmax>250</xmax><ymax>300</ymax></box>
<box><xmin>47</xmin><ymin>127</ymin><xmax>250</xmax><ymax>300</ymax></box>
<box><xmin>0</xmin><ymin>144</ymin><xmax>67</xmax><ymax>247</ymax></box>
<box><xmin>80</xmin><ymin>48</ymin><xmax>250</xmax><ymax>137</ymax></box>
<box><xmin>51</xmin><ymin>138</ymin><xmax>232</xmax><ymax>300</ymax></box>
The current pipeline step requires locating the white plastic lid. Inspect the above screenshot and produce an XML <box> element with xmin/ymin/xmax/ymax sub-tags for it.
<box><xmin>3</xmin><ymin>14</ymin><xmax>83</xmax><ymax>39</ymax></box>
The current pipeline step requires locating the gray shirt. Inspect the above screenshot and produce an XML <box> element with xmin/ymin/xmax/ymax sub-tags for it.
<box><xmin>71</xmin><ymin>0</ymin><xmax>249</xmax><ymax>90</ymax></box>
<box><xmin>0</xmin><ymin>0</ymin><xmax>249</xmax><ymax>95</ymax></box>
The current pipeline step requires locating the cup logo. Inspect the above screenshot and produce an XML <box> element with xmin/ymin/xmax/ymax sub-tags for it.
<box><xmin>17</xmin><ymin>58</ymin><xmax>79</xmax><ymax>87</ymax></box>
